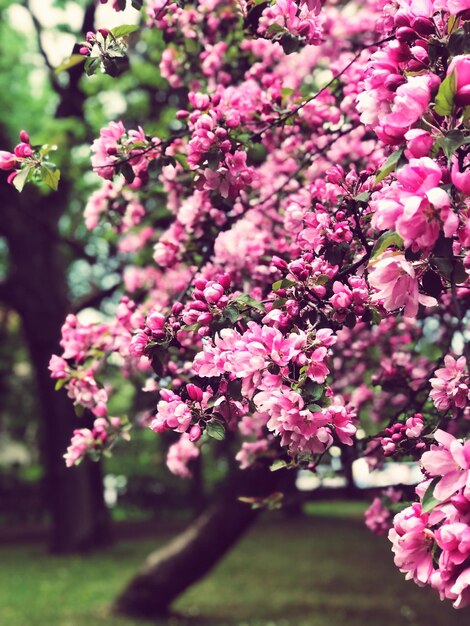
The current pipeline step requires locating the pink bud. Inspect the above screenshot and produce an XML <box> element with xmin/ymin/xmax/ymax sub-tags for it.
<box><xmin>218</xmin><ymin>273</ymin><xmax>231</xmax><ymax>290</ymax></box>
<box><xmin>98</xmin><ymin>28</ymin><xmax>109</xmax><ymax>38</ymax></box>
<box><xmin>176</xmin><ymin>110</ymin><xmax>190</xmax><ymax>120</ymax></box>
<box><xmin>412</xmin><ymin>16</ymin><xmax>435</xmax><ymax>35</ymax></box>
<box><xmin>451</xmin><ymin>160</ymin><xmax>470</xmax><ymax>195</ymax></box>
<box><xmin>0</xmin><ymin>150</ymin><xmax>18</xmax><ymax>170</ymax></box>
<box><xmin>395</xmin><ymin>26</ymin><xmax>416</xmax><ymax>43</ymax></box>
<box><xmin>446</xmin><ymin>55</ymin><xmax>470</xmax><ymax>106</ymax></box>
<box><xmin>188</xmin><ymin>424</ymin><xmax>202</xmax><ymax>442</ymax></box>
<box><xmin>404</xmin><ymin>129</ymin><xmax>433</xmax><ymax>159</ymax></box>
<box><xmin>79</xmin><ymin>46</ymin><xmax>91</xmax><ymax>56</ymax></box>
<box><xmin>7</xmin><ymin>171</ymin><xmax>17</xmax><ymax>185</ymax></box>
<box><xmin>194</xmin><ymin>277</ymin><xmax>207</xmax><ymax>290</ymax></box>
<box><xmin>129</xmin><ymin>332</ymin><xmax>148</xmax><ymax>357</ymax></box>
<box><xmin>450</xmin><ymin>494</ymin><xmax>470</xmax><ymax>514</ymax></box>
<box><xmin>14</xmin><ymin>143</ymin><xmax>33</xmax><ymax>158</ymax></box>
<box><xmin>271</xmin><ymin>255</ymin><xmax>288</xmax><ymax>270</ymax></box>
<box><xmin>197</xmin><ymin>311</ymin><xmax>213</xmax><ymax>324</ymax></box>
<box><xmin>203</xmin><ymin>282</ymin><xmax>224</xmax><ymax>304</ymax></box>
<box><xmin>146</xmin><ymin>312</ymin><xmax>166</xmax><ymax>332</ymax></box>
<box><xmin>171</xmin><ymin>301</ymin><xmax>184</xmax><ymax>316</ymax></box>
<box><xmin>19</xmin><ymin>130</ymin><xmax>30</xmax><ymax>144</ymax></box>
<box><xmin>186</xmin><ymin>383</ymin><xmax>203</xmax><ymax>402</ymax></box>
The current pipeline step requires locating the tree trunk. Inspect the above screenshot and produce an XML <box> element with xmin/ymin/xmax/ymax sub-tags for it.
<box><xmin>0</xmin><ymin>175</ymin><xmax>112</xmax><ymax>553</ymax></box>
<box><xmin>114</xmin><ymin>463</ymin><xmax>278</xmax><ymax>619</ymax></box>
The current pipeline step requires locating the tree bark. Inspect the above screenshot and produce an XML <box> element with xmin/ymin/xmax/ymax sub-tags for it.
<box><xmin>0</xmin><ymin>178</ymin><xmax>112</xmax><ymax>552</ymax></box>
<box><xmin>114</xmin><ymin>463</ymin><xmax>279</xmax><ymax>619</ymax></box>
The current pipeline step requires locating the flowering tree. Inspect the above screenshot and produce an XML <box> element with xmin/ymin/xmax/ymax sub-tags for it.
<box><xmin>2</xmin><ymin>0</ymin><xmax>470</xmax><ymax>613</ymax></box>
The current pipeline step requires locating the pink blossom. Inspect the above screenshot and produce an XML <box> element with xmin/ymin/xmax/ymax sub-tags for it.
<box><xmin>166</xmin><ymin>434</ymin><xmax>200</xmax><ymax>478</ymax></box>
<box><xmin>420</xmin><ymin>430</ymin><xmax>470</xmax><ymax>501</ymax></box>
<box><xmin>365</xmin><ymin>497</ymin><xmax>391</xmax><ymax>535</ymax></box>
<box><xmin>389</xmin><ymin>503</ymin><xmax>435</xmax><ymax>585</ymax></box>
<box><xmin>430</xmin><ymin>355</ymin><xmax>469</xmax><ymax>412</ymax></box>
<box><xmin>447</xmin><ymin>55</ymin><xmax>470</xmax><ymax>107</ymax></box>
<box><xmin>150</xmin><ymin>391</ymin><xmax>193</xmax><ymax>433</ymax></box>
<box><xmin>368</xmin><ymin>252</ymin><xmax>436</xmax><ymax>318</ymax></box>
<box><xmin>451</xmin><ymin>159</ymin><xmax>470</xmax><ymax>196</ymax></box>
<box><xmin>0</xmin><ymin>151</ymin><xmax>18</xmax><ymax>170</ymax></box>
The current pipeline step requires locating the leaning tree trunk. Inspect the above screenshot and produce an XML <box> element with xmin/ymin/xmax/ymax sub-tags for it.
<box><xmin>114</xmin><ymin>463</ymin><xmax>279</xmax><ymax>619</ymax></box>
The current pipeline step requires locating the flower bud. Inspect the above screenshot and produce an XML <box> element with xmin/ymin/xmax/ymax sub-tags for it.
<box><xmin>171</xmin><ymin>301</ymin><xmax>184</xmax><ymax>316</ymax></box>
<box><xmin>188</xmin><ymin>424</ymin><xmax>203</xmax><ymax>442</ymax></box>
<box><xmin>146</xmin><ymin>312</ymin><xmax>166</xmax><ymax>332</ymax></box>
<box><xmin>412</xmin><ymin>16</ymin><xmax>435</xmax><ymax>35</ymax></box>
<box><xmin>14</xmin><ymin>143</ymin><xmax>33</xmax><ymax>158</ymax></box>
<box><xmin>19</xmin><ymin>130</ymin><xmax>30</xmax><ymax>144</ymax></box>
<box><xmin>450</xmin><ymin>494</ymin><xmax>470</xmax><ymax>514</ymax></box>
<box><xmin>0</xmin><ymin>151</ymin><xmax>18</xmax><ymax>171</ymax></box>
<box><xmin>204</xmin><ymin>282</ymin><xmax>224</xmax><ymax>304</ymax></box>
<box><xmin>186</xmin><ymin>383</ymin><xmax>203</xmax><ymax>402</ymax></box>
<box><xmin>396</xmin><ymin>27</ymin><xmax>416</xmax><ymax>43</ymax></box>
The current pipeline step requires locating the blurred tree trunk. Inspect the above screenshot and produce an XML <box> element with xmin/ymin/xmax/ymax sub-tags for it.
<box><xmin>0</xmin><ymin>1</ymin><xmax>111</xmax><ymax>553</ymax></box>
<box><xmin>0</xmin><ymin>179</ymin><xmax>112</xmax><ymax>553</ymax></box>
<box><xmin>114</xmin><ymin>464</ymin><xmax>279</xmax><ymax>619</ymax></box>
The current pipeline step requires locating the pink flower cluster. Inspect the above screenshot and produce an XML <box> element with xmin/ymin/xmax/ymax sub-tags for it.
<box><xmin>258</xmin><ymin>0</ymin><xmax>324</xmax><ymax>46</ymax></box>
<box><xmin>64</xmin><ymin>416</ymin><xmax>125</xmax><ymax>467</ymax></box>
<box><xmin>91</xmin><ymin>121</ymin><xmax>160</xmax><ymax>183</ymax></box>
<box><xmin>390</xmin><ymin>430</ymin><xmax>470</xmax><ymax>608</ymax></box>
<box><xmin>368</xmin><ymin>252</ymin><xmax>436</xmax><ymax>318</ymax></box>
<box><xmin>166</xmin><ymin>433</ymin><xmax>200</xmax><ymax>478</ymax></box>
<box><xmin>371</xmin><ymin>158</ymin><xmax>458</xmax><ymax>252</ymax></box>
<box><xmin>430</xmin><ymin>355</ymin><xmax>470</xmax><ymax>414</ymax></box>
<box><xmin>379</xmin><ymin>413</ymin><xmax>425</xmax><ymax>456</ymax></box>
<box><xmin>0</xmin><ymin>130</ymin><xmax>34</xmax><ymax>186</ymax></box>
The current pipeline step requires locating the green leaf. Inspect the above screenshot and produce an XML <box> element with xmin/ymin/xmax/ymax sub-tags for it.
<box><xmin>447</xmin><ymin>25</ymin><xmax>470</xmax><ymax>56</ymax></box>
<box><xmin>39</xmin><ymin>144</ymin><xmax>58</xmax><ymax>157</ymax></box>
<box><xmin>233</xmin><ymin>294</ymin><xmax>266</xmax><ymax>312</ymax></box>
<box><xmin>375</xmin><ymin>147</ymin><xmax>404</xmax><ymax>184</ymax></box>
<box><xmin>120</xmin><ymin>162</ymin><xmax>135</xmax><ymax>184</ymax></box>
<box><xmin>111</xmin><ymin>24</ymin><xmax>139</xmax><ymax>39</ymax></box>
<box><xmin>434</xmin><ymin>71</ymin><xmax>456</xmax><ymax>116</ymax></box>
<box><xmin>39</xmin><ymin>165</ymin><xmax>60</xmax><ymax>191</ymax></box>
<box><xmin>354</xmin><ymin>191</ymin><xmax>371</xmax><ymax>203</ymax></box>
<box><xmin>315</xmin><ymin>274</ymin><xmax>330</xmax><ymax>285</ymax></box>
<box><xmin>437</xmin><ymin>129</ymin><xmax>469</xmax><ymax>160</ymax></box>
<box><xmin>453</xmin><ymin>260</ymin><xmax>468</xmax><ymax>285</ymax></box>
<box><xmin>173</xmin><ymin>153</ymin><xmax>189</xmax><ymax>170</ymax></box>
<box><xmin>181</xmin><ymin>322</ymin><xmax>201</xmax><ymax>332</ymax></box>
<box><xmin>102</xmin><ymin>55</ymin><xmax>130</xmax><ymax>77</ymax></box>
<box><xmin>206</xmin><ymin>420</ymin><xmax>226</xmax><ymax>441</ymax></box>
<box><xmin>270</xmin><ymin>459</ymin><xmax>289</xmax><ymax>472</ymax></box>
<box><xmin>55</xmin><ymin>54</ymin><xmax>85</xmax><ymax>74</ymax></box>
<box><xmin>84</xmin><ymin>56</ymin><xmax>101</xmax><ymax>77</ymax></box>
<box><xmin>272</xmin><ymin>278</ymin><xmax>296</xmax><ymax>291</ymax></box>
<box><xmin>223</xmin><ymin>304</ymin><xmax>239</xmax><ymax>323</ymax></box>
<box><xmin>421</xmin><ymin>477</ymin><xmax>441</xmax><ymax>513</ymax></box>
<box><xmin>12</xmin><ymin>165</ymin><xmax>34</xmax><ymax>192</ymax></box>
<box><xmin>371</xmin><ymin>231</ymin><xmax>403</xmax><ymax>259</ymax></box>
<box><xmin>54</xmin><ymin>378</ymin><xmax>67</xmax><ymax>391</ymax></box>
<box><xmin>307</xmin><ymin>403</ymin><xmax>322</xmax><ymax>412</ymax></box>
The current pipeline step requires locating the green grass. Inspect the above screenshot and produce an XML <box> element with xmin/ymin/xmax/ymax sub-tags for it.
<box><xmin>1</xmin><ymin>506</ymin><xmax>468</xmax><ymax>626</ymax></box>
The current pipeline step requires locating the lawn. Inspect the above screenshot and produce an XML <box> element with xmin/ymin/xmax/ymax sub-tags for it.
<box><xmin>1</xmin><ymin>503</ymin><xmax>468</xmax><ymax>626</ymax></box>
